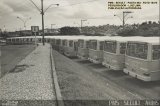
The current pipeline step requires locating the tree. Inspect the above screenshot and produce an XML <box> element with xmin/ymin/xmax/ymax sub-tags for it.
<box><xmin>117</xmin><ymin>28</ymin><xmax>137</xmax><ymax>36</ymax></box>
<box><xmin>60</xmin><ymin>27</ymin><xmax>80</xmax><ymax>35</ymax></box>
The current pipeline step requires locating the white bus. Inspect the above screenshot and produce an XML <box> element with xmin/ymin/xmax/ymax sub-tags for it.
<box><xmin>53</xmin><ymin>36</ymin><xmax>68</xmax><ymax>53</ymax></box>
<box><xmin>52</xmin><ymin>36</ymin><xmax>64</xmax><ymax>51</ymax></box>
<box><xmin>88</xmin><ymin>37</ymin><xmax>107</xmax><ymax>64</ymax></box>
<box><xmin>124</xmin><ymin>37</ymin><xmax>160</xmax><ymax>81</ymax></box>
<box><xmin>77</xmin><ymin>39</ymin><xmax>90</xmax><ymax>60</ymax></box>
<box><xmin>51</xmin><ymin>38</ymin><xmax>56</xmax><ymax>49</ymax></box>
<box><xmin>63</xmin><ymin>36</ymin><xmax>80</xmax><ymax>57</ymax></box>
<box><xmin>102</xmin><ymin>37</ymin><xmax>139</xmax><ymax>70</ymax></box>
<box><xmin>77</xmin><ymin>36</ymin><xmax>97</xmax><ymax>60</ymax></box>
<box><xmin>54</xmin><ymin>37</ymin><xmax>62</xmax><ymax>51</ymax></box>
<box><xmin>6</xmin><ymin>38</ymin><xmax>12</xmax><ymax>44</ymax></box>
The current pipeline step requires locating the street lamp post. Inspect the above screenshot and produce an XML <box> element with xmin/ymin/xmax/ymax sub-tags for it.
<box><xmin>28</xmin><ymin>0</ymin><xmax>59</xmax><ymax>45</ymax></box>
<box><xmin>81</xmin><ymin>19</ymin><xmax>87</xmax><ymax>33</ymax></box>
<box><xmin>159</xmin><ymin>0</ymin><xmax>160</xmax><ymax>70</ymax></box>
<box><xmin>41</xmin><ymin>0</ymin><xmax>59</xmax><ymax>45</ymax></box>
<box><xmin>40</xmin><ymin>0</ymin><xmax>59</xmax><ymax>45</ymax></box>
<box><xmin>51</xmin><ymin>24</ymin><xmax>56</xmax><ymax>33</ymax></box>
<box><xmin>17</xmin><ymin>17</ymin><xmax>31</xmax><ymax>30</ymax></box>
<box><xmin>114</xmin><ymin>11</ymin><xmax>133</xmax><ymax>28</ymax></box>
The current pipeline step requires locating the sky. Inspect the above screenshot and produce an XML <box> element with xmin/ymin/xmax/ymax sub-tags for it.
<box><xmin>0</xmin><ymin>0</ymin><xmax>159</xmax><ymax>31</ymax></box>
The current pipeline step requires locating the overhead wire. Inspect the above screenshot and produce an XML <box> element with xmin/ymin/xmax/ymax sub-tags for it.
<box><xmin>1</xmin><ymin>0</ymin><xmax>112</xmax><ymax>30</ymax></box>
<box><xmin>0</xmin><ymin>0</ymin><xmax>36</xmax><ymax>16</ymax></box>
<box><xmin>57</xmin><ymin>0</ymin><xmax>99</xmax><ymax>8</ymax></box>
<box><xmin>28</xmin><ymin>0</ymin><xmax>41</xmax><ymax>12</ymax></box>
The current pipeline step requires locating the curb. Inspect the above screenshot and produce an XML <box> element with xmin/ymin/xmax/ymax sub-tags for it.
<box><xmin>50</xmin><ymin>45</ymin><xmax>65</xmax><ymax>106</ymax></box>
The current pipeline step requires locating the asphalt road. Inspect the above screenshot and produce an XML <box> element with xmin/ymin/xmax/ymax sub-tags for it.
<box><xmin>52</xmin><ymin>50</ymin><xmax>160</xmax><ymax>100</ymax></box>
<box><xmin>0</xmin><ymin>44</ymin><xmax>35</xmax><ymax>78</ymax></box>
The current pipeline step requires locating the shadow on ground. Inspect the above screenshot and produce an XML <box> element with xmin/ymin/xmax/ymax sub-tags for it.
<box><xmin>124</xmin><ymin>77</ymin><xmax>160</xmax><ymax>89</ymax></box>
<box><xmin>88</xmin><ymin>63</ymin><xmax>106</xmax><ymax>69</ymax></box>
<box><xmin>103</xmin><ymin>70</ymin><xmax>126</xmax><ymax>77</ymax></box>
<box><xmin>10</xmin><ymin>64</ymin><xmax>34</xmax><ymax>73</ymax></box>
<box><xmin>76</xmin><ymin>60</ymin><xmax>92</xmax><ymax>64</ymax></box>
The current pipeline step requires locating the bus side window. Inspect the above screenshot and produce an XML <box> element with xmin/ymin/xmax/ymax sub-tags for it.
<box><xmin>120</xmin><ymin>43</ymin><xmax>126</xmax><ymax>54</ymax></box>
<box><xmin>80</xmin><ymin>40</ymin><xmax>84</xmax><ymax>48</ymax></box>
<box><xmin>126</xmin><ymin>43</ymin><xmax>136</xmax><ymax>57</ymax></box>
<box><xmin>127</xmin><ymin>43</ymin><xmax>148</xmax><ymax>59</ymax></box>
<box><xmin>62</xmin><ymin>40</ymin><xmax>65</xmax><ymax>46</ymax></box>
<box><xmin>136</xmin><ymin>43</ymin><xmax>148</xmax><ymax>59</ymax></box>
<box><xmin>69</xmin><ymin>41</ymin><xmax>73</xmax><ymax>47</ymax></box>
<box><xmin>105</xmin><ymin>41</ymin><xmax>116</xmax><ymax>53</ymax></box>
<box><xmin>99</xmin><ymin>41</ymin><xmax>104</xmax><ymax>50</ymax></box>
<box><xmin>94</xmin><ymin>41</ymin><xmax>97</xmax><ymax>50</ymax></box>
<box><xmin>152</xmin><ymin>45</ymin><xmax>160</xmax><ymax>60</ymax></box>
<box><xmin>78</xmin><ymin>41</ymin><xmax>80</xmax><ymax>47</ymax></box>
<box><xmin>86</xmin><ymin>41</ymin><xmax>89</xmax><ymax>48</ymax></box>
<box><xmin>90</xmin><ymin>40</ymin><xmax>97</xmax><ymax>50</ymax></box>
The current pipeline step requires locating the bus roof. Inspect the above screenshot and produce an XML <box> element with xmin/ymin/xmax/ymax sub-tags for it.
<box><xmin>7</xmin><ymin>36</ymin><xmax>160</xmax><ymax>45</ymax></box>
<box><xmin>104</xmin><ymin>36</ymin><xmax>159</xmax><ymax>45</ymax></box>
<box><xmin>126</xmin><ymin>37</ymin><xmax>159</xmax><ymax>45</ymax></box>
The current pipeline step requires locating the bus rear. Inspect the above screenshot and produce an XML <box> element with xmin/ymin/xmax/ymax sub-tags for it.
<box><xmin>124</xmin><ymin>41</ymin><xmax>160</xmax><ymax>81</ymax></box>
<box><xmin>64</xmin><ymin>38</ymin><xmax>78</xmax><ymax>57</ymax></box>
<box><xmin>54</xmin><ymin>39</ymin><xmax>60</xmax><ymax>51</ymax></box>
<box><xmin>88</xmin><ymin>40</ymin><xmax>104</xmax><ymax>64</ymax></box>
<box><xmin>77</xmin><ymin>39</ymin><xmax>89</xmax><ymax>60</ymax></box>
<box><xmin>51</xmin><ymin>38</ymin><xmax>56</xmax><ymax>49</ymax></box>
<box><xmin>6</xmin><ymin>38</ymin><xmax>11</xmax><ymax>44</ymax></box>
<box><xmin>102</xmin><ymin>40</ymin><xmax>126</xmax><ymax>70</ymax></box>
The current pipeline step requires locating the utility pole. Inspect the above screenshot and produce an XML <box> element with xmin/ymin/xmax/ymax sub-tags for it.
<box><xmin>159</xmin><ymin>0</ymin><xmax>160</xmax><ymax>44</ymax></box>
<box><xmin>41</xmin><ymin>0</ymin><xmax>45</xmax><ymax>45</ymax></box>
<box><xmin>114</xmin><ymin>11</ymin><xmax>133</xmax><ymax>28</ymax></box>
<box><xmin>28</xmin><ymin>0</ymin><xmax>59</xmax><ymax>46</ymax></box>
<box><xmin>123</xmin><ymin>11</ymin><xmax>125</xmax><ymax>29</ymax></box>
<box><xmin>159</xmin><ymin>0</ymin><xmax>160</xmax><ymax>70</ymax></box>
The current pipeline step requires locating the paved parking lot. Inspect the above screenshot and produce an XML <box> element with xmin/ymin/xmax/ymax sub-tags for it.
<box><xmin>52</xmin><ymin>50</ymin><xmax>160</xmax><ymax>100</ymax></box>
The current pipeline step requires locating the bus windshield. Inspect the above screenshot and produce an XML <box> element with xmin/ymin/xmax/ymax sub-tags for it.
<box><xmin>53</xmin><ymin>39</ymin><xmax>55</xmax><ymax>44</ymax></box>
<box><xmin>69</xmin><ymin>40</ymin><xmax>73</xmax><ymax>47</ymax></box>
<box><xmin>86</xmin><ymin>41</ymin><xmax>90</xmax><ymax>48</ymax></box>
<box><xmin>126</xmin><ymin>42</ymin><xmax>148</xmax><ymax>59</ymax></box>
<box><xmin>90</xmin><ymin>40</ymin><xmax>97</xmax><ymax>50</ymax></box>
<box><xmin>152</xmin><ymin>45</ymin><xmax>160</xmax><ymax>60</ymax></box>
<box><xmin>104</xmin><ymin>41</ymin><xmax>117</xmax><ymax>53</ymax></box>
<box><xmin>78</xmin><ymin>40</ymin><xmax>84</xmax><ymax>48</ymax></box>
<box><xmin>62</xmin><ymin>40</ymin><xmax>66</xmax><ymax>46</ymax></box>
<box><xmin>56</xmin><ymin>40</ymin><xmax>60</xmax><ymax>45</ymax></box>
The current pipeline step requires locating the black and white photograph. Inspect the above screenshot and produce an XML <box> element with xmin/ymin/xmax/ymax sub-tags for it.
<box><xmin>0</xmin><ymin>0</ymin><xmax>160</xmax><ymax>106</ymax></box>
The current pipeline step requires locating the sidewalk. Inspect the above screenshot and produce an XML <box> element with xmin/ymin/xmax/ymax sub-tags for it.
<box><xmin>0</xmin><ymin>43</ymin><xmax>56</xmax><ymax>100</ymax></box>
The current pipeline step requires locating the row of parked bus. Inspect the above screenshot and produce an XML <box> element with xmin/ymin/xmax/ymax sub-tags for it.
<box><xmin>6</xmin><ymin>36</ymin><xmax>160</xmax><ymax>81</ymax></box>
